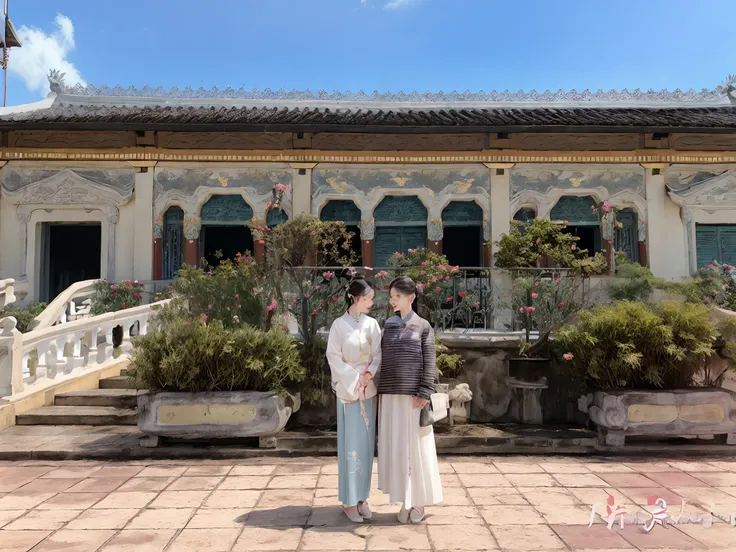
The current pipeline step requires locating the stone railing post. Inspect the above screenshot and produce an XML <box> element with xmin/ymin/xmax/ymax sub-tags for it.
<box><xmin>0</xmin><ymin>317</ymin><xmax>23</xmax><ymax>398</ymax></box>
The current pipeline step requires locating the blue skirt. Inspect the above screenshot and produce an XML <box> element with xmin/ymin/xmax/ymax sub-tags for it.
<box><xmin>337</xmin><ymin>395</ymin><xmax>377</xmax><ymax>506</ymax></box>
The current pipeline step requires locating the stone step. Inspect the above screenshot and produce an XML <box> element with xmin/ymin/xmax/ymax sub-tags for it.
<box><xmin>99</xmin><ymin>376</ymin><xmax>142</xmax><ymax>390</ymax></box>
<box><xmin>16</xmin><ymin>406</ymin><xmax>137</xmax><ymax>426</ymax></box>
<box><xmin>55</xmin><ymin>389</ymin><xmax>140</xmax><ymax>408</ymax></box>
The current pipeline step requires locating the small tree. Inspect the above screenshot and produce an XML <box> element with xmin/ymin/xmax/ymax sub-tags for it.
<box><xmin>493</xmin><ymin>219</ymin><xmax>585</xmax><ymax>269</ymax></box>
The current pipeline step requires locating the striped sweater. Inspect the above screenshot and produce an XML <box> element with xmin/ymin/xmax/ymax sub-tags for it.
<box><xmin>377</xmin><ymin>311</ymin><xmax>437</xmax><ymax>400</ymax></box>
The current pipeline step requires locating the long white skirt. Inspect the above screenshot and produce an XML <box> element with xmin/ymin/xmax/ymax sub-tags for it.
<box><xmin>377</xmin><ymin>394</ymin><xmax>443</xmax><ymax>509</ymax></box>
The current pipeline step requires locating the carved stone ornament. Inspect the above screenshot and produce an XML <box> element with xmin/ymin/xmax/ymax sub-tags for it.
<box><xmin>153</xmin><ymin>222</ymin><xmax>163</xmax><ymax>240</ymax></box>
<box><xmin>637</xmin><ymin>218</ymin><xmax>646</xmax><ymax>242</ymax></box>
<box><xmin>105</xmin><ymin>206</ymin><xmax>119</xmax><ymax>225</ymax></box>
<box><xmin>428</xmin><ymin>219</ymin><xmax>444</xmax><ymax>241</ymax></box>
<box><xmin>2</xmin><ymin>168</ymin><xmax>133</xmax><ymax>207</ymax></box>
<box><xmin>360</xmin><ymin>220</ymin><xmax>375</xmax><ymax>241</ymax></box>
<box><xmin>183</xmin><ymin>217</ymin><xmax>202</xmax><ymax>240</ymax></box>
<box><xmin>0</xmin><ymin>316</ymin><xmax>18</xmax><ymax>336</ymax></box>
<box><xmin>15</xmin><ymin>206</ymin><xmax>32</xmax><ymax>224</ymax></box>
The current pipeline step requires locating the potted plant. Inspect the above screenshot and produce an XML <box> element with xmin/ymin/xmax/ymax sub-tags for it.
<box><xmin>556</xmin><ymin>300</ymin><xmax>736</xmax><ymax>446</ymax></box>
<box><xmin>129</xmin><ymin>258</ymin><xmax>305</xmax><ymax>446</ymax></box>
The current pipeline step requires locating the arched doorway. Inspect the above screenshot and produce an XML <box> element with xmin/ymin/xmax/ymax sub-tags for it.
<box><xmin>551</xmin><ymin>195</ymin><xmax>601</xmax><ymax>255</ymax></box>
<box><xmin>162</xmin><ymin>206</ymin><xmax>184</xmax><ymax>279</ymax></box>
<box><xmin>319</xmin><ymin>200</ymin><xmax>362</xmax><ymax>265</ymax></box>
<box><xmin>200</xmin><ymin>195</ymin><xmax>254</xmax><ymax>268</ymax></box>
<box><xmin>442</xmin><ymin>201</ymin><xmax>483</xmax><ymax>267</ymax></box>
<box><xmin>374</xmin><ymin>196</ymin><xmax>428</xmax><ymax>268</ymax></box>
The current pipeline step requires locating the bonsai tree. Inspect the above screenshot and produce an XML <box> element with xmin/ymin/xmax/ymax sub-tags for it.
<box><xmin>493</xmin><ymin>218</ymin><xmax>585</xmax><ymax>270</ymax></box>
<box><xmin>506</xmin><ymin>274</ymin><xmax>584</xmax><ymax>358</ymax></box>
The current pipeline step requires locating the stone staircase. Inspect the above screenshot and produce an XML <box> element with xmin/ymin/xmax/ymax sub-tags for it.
<box><xmin>16</xmin><ymin>370</ymin><xmax>143</xmax><ymax>426</ymax></box>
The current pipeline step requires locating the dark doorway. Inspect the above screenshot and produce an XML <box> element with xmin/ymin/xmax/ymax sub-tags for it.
<box><xmin>201</xmin><ymin>226</ymin><xmax>254</xmax><ymax>269</ymax></box>
<box><xmin>41</xmin><ymin>223</ymin><xmax>101</xmax><ymax>303</ymax></box>
<box><xmin>562</xmin><ymin>225</ymin><xmax>601</xmax><ymax>255</ymax></box>
<box><xmin>443</xmin><ymin>226</ymin><xmax>483</xmax><ymax>267</ymax></box>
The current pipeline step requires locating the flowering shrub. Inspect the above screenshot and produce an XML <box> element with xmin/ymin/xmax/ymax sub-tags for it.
<box><xmin>505</xmin><ymin>274</ymin><xmax>584</xmax><ymax>357</ymax></box>
<box><xmin>91</xmin><ymin>279</ymin><xmax>144</xmax><ymax>315</ymax></box>
<box><xmin>171</xmin><ymin>254</ymin><xmax>265</xmax><ymax>328</ymax></box>
<box><xmin>388</xmin><ymin>248</ymin><xmax>461</xmax><ymax>326</ymax></box>
<box><xmin>686</xmin><ymin>261</ymin><xmax>736</xmax><ymax>310</ymax></box>
<box><xmin>493</xmin><ymin>218</ymin><xmax>587</xmax><ymax>269</ymax></box>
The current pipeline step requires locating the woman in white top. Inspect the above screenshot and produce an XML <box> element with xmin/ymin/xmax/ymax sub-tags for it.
<box><xmin>326</xmin><ymin>275</ymin><xmax>382</xmax><ymax>523</ymax></box>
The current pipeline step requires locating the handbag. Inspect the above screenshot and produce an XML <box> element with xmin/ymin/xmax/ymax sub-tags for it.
<box><xmin>419</xmin><ymin>392</ymin><xmax>449</xmax><ymax>427</ymax></box>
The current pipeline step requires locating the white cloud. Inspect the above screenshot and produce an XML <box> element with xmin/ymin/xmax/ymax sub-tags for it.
<box><xmin>9</xmin><ymin>13</ymin><xmax>86</xmax><ymax>97</ymax></box>
<box><xmin>361</xmin><ymin>0</ymin><xmax>367</xmax><ymax>4</ymax></box>
<box><xmin>384</xmin><ymin>0</ymin><xmax>416</xmax><ymax>9</ymax></box>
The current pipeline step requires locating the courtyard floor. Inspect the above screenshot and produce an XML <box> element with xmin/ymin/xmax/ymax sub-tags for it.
<box><xmin>2</xmin><ymin>456</ymin><xmax>736</xmax><ymax>551</ymax></box>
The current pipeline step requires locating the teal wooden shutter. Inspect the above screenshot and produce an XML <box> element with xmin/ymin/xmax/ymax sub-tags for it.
<box><xmin>402</xmin><ymin>226</ymin><xmax>428</xmax><ymax>252</ymax></box>
<box><xmin>374</xmin><ymin>227</ymin><xmax>403</xmax><ymax>268</ymax></box>
<box><xmin>320</xmin><ymin>200</ymin><xmax>360</xmax><ymax>224</ymax></box>
<box><xmin>718</xmin><ymin>226</ymin><xmax>736</xmax><ymax>266</ymax></box>
<box><xmin>615</xmin><ymin>208</ymin><xmax>639</xmax><ymax>263</ymax></box>
<box><xmin>696</xmin><ymin>225</ymin><xmax>720</xmax><ymax>269</ymax></box>
<box><xmin>550</xmin><ymin>196</ymin><xmax>598</xmax><ymax>225</ymax></box>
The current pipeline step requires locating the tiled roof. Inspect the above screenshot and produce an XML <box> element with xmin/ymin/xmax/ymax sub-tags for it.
<box><xmin>0</xmin><ymin>80</ymin><xmax>734</xmax><ymax>131</ymax></box>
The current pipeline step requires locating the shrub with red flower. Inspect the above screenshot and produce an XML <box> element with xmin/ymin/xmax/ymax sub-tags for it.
<box><xmin>91</xmin><ymin>279</ymin><xmax>145</xmax><ymax>315</ymax></box>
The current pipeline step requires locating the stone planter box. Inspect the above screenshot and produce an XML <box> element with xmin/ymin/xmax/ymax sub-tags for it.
<box><xmin>579</xmin><ymin>388</ymin><xmax>736</xmax><ymax>446</ymax></box>
<box><xmin>137</xmin><ymin>391</ymin><xmax>300</xmax><ymax>447</ymax></box>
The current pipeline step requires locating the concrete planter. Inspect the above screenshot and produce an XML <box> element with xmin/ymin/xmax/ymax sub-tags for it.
<box><xmin>579</xmin><ymin>388</ymin><xmax>736</xmax><ymax>446</ymax></box>
<box><xmin>137</xmin><ymin>390</ymin><xmax>301</xmax><ymax>447</ymax></box>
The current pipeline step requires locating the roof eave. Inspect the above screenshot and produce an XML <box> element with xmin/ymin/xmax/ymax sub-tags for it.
<box><xmin>1</xmin><ymin>121</ymin><xmax>735</xmax><ymax>134</ymax></box>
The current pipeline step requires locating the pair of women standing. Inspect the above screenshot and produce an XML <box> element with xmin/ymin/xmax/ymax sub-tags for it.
<box><xmin>326</xmin><ymin>275</ymin><xmax>443</xmax><ymax>524</ymax></box>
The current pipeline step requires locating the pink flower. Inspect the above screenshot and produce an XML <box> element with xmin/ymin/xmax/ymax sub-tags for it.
<box><xmin>435</xmin><ymin>286</ymin><xmax>441</xmax><ymax>292</ymax></box>
<box><xmin>331</xmin><ymin>296</ymin><xmax>338</xmax><ymax>302</ymax></box>
<box><xmin>208</xmin><ymin>304</ymin><xmax>212</xmax><ymax>310</ymax></box>
<box><xmin>311</xmin><ymin>309</ymin><xmax>318</xmax><ymax>315</ymax></box>
<box><xmin>274</xmin><ymin>183</ymin><xmax>290</xmax><ymax>192</ymax></box>
<box><xmin>571</xmin><ymin>244</ymin><xmax>577</xmax><ymax>251</ymax></box>
<box><xmin>497</xmin><ymin>295</ymin><xmax>501</xmax><ymax>300</ymax></box>
<box><xmin>121</xmin><ymin>302</ymin><xmax>126</xmax><ymax>309</ymax></box>
<box><xmin>408</xmin><ymin>248</ymin><xmax>415</xmax><ymax>254</ymax></box>
<box><xmin>459</xmin><ymin>291</ymin><xmax>467</xmax><ymax>298</ymax></box>
<box><xmin>445</xmin><ymin>296</ymin><xmax>454</xmax><ymax>303</ymax></box>
<box><xmin>253</xmin><ymin>287</ymin><xmax>258</xmax><ymax>293</ymax></box>
<box><xmin>531</xmin><ymin>293</ymin><xmax>539</xmax><ymax>299</ymax></box>
<box><xmin>526</xmin><ymin>306</ymin><xmax>535</xmax><ymax>313</ymax></box>
<box><xmin>394</xmin><ymin>252</ymin><xmax>403</xmax><ymax>257</ymax></box>
<box><xmin>558</xmin><ymin>302</ymin><xmax>565</xmax><ymax>308</ymax></box>
<box><xmin>519</xmin><ymin>307</ymin><xmax>525</xmax><ymax>313</ymax></box>
<box><xmin>266</xmin><ymin>202</ymin><xmax>272</xmax><ymax>209</ymax></box>
<box><xmin>320</xmin><ymin>299</ymin><xmax>326</xmax><ymax>305</ymax></box>
<box><xmin>201</xmin><ymin>314</ymin><xmax>207</xmax><ymax>322</ymax></box>
<box><xmin>713</xmin><ymin>289</ymin><xmax>718</xmax><ymax>297</ymax></box>
<box><xmin>292</xmin><ymin>299</ymin><xmax>297</xmax><ymax>305</ymax></box>
<box><xmin>305</xmin><ymin>295</ymin><xmax>311</xmax><ymax>300</ymax></box>
<box><xmin>563</xmin><ymin>353</ymin><xmax>574</xmax><ymax>361</ymax></box>
<box><xmin>227</xmin><ymin>307</ymin><xmax>231</xmax><ymax>311</ymax></box>
<box><xmin>416</xmin><ymin>283</ymin><xmax>424</xmax><ymax>293</ymax></box>
<box><xmin>315</xmin><ymin>285</ymin><xmax>321</xmax><ymax>290</ymax></box>
<box><xmin>310</xmin><ymin>231</ymin><xmax>317</xmax><ymax>236</ymax></box>
<box><xmin>591</xmin><ymin>205</ymin><xmax>598</xmax><ymax>213</ymax></box>
<box><xmin>235</xmin><ymin>294</ymin><xmax>240</xmax><ymax>299</ymax></box>
<box><xmin>364</xmin><ymin>266</ymin><xmax>374</xmax><ymax>272</ymax></box>
<box><xmin>703</xmin><ymin>297</ymin><xmax>710</xmax><ymax>303</ymax></box>
<box><xmin>555</xmin><ymin>278</ymin><xmax>561</xmax><ymax>284</ymax></box>
<box><xmin>420</xmin><ymin>270</ymin><xmax>425</xmax><ymax>275</ymax></box>
<box><xmin>473</xmin><ymin>303</ymin><xmax>479</xmax><ymax>309</ymax></box>
<box><xmin>708</xmin><ymin>264</ymin><xmax>715</xmax><ymax>269</ymax></box>
<box><xmin>534</xmin><ymin>281</ymin><xmax>540</xmax><ymax>287</ymax></box>
<box><xmin>445</xmin><ymin>276</ymin><xmax>450</xmax><ymax>281</ymax></box>
<box><xmin>323</xmin><ymin>271</ymin><xmax>335</xmax><ymax>279</ymax></box>
<box><xmin>267</xmin><ymin>300</ymin><xmax>278</xmax><ymax>312</ymax></box>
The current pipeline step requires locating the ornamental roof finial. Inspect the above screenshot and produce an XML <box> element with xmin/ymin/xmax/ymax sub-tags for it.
<box><xmin>47</xmin><ymin>69</ymin><xmax>67</xmax><ymax>94</ymax></box>
<box><xmin>723</xmin><ymin>74</ymin><xmax>736</xmax><ymax>105</ymax></box>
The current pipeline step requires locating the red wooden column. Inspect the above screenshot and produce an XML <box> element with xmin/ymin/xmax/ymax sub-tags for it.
<box><xmin>638</xmin><ymin>241</ymin><xmax>647</xmax><ymax>267</ymax></box>
<box><xmin>428</xmin><ymin>239</ymin><xmax>442</xmax><ymax>255</ymax></box>
<box><xmin>184</xmin><ymin>239</ymin><xmax>199</xmax><ymax>267</ymax></box>
<box><xmin>362</xmin><ymin>240</ymin><xmax>374</xmax><ymax>269</ymax></box>
<box><xmin>483</xmin><ymin>244</ymin><xmax>492</xmax><ymax>267</ymax></box>
<box><xmin>153</xmin><ymin>238</ymin><xmax>163</xmax><ymax>280</ymax></box>
<box><xmin>254</xmin><ymin>240</ymin><xmax>265</xmax><ymax>263</ymax></box>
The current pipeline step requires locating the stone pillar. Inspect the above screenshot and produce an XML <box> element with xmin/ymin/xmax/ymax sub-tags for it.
<box><xmin>642</xmin><ymin>163</ymin><xmax>670</xmax><ymax>278</ymax></box>
<box><xmin>128</xmin><ymin>161</ymin><xmax>157</xmax><ymax>281</ymax></box>
<box><xmin>183</xmin><ymin>216</ymin><xmax>201</xmax><ymax>267</ymax></box>
<box><xmin>361</xmin><ymin>215</ymin><xmax>375</xmax><ymax>269</ymax></box>
<box><xmin>428</xmin><ymin>218</ymin><xmax>443</xmax><ymax>255</ymax></box>
<box><xmin>289</xmin><ymin>163</ymin><xmax>317</xmax><ymax>217</ymax></box>
<box><xmin>485</xmin><ymin>163</ymin><xmax>515</xmax><ymax>265</ymax></box>
<box><xmin>105</xmin><ymin>207</ymin><xmax>119</xmax><ymax>281</ymax></box>
<box><xmin>16</xmin><ymin>206</ymin><xmax>32</xmax><ymax>278</ymax></box>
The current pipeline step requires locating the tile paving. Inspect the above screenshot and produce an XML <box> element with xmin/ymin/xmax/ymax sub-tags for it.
<box><xmin>0</xmin><ymin>456</ymin><xmax>736</xmax><ymax>550</ymax></box>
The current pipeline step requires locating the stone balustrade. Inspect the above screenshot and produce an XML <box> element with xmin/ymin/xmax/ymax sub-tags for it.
<box><xmin>0</xmin><ymin>301</ymin><xmax>168</xmax><ymax>399</ymax></box>
<box><xmin>33</xmin><ymin>279</ymin><xmax>99</xmax><ymax>330</ymax></box>
<box><xmin>0</xmin><ymin>279</ymin><xmax>15</xmax><ymax>310</ymax></box>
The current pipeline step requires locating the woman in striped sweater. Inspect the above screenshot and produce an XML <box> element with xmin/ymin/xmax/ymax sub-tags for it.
<box><xmin>377</xmin><ymin>276</ymin><xmax>443</xmax><ymax>523</ymax></box>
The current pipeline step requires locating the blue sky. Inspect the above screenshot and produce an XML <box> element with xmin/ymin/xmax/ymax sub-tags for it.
<box><xmin>5</xmin><ymin>0</ymin><xmax>736</xmax><ymax>106</ymax></box>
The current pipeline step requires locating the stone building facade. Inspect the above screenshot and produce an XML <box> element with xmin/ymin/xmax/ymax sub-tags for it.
<box><xmin>0</xmin><ymin>78</ymin><xmax>735</xmax><ymax>302</ymax></box>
